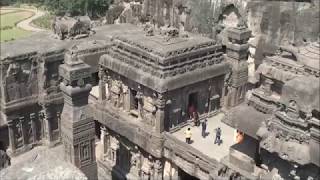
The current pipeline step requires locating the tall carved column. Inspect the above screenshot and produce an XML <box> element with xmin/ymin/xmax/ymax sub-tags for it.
<box><xmin>155</xmin><ymin>93</ymin><xmax>165</xmax><ymax>133</ymax></box>
<box><xmin>106</xmin><ymin>73</ymin><xmax>112</xmax><ymax>101</ymax></box>
<box><xmin>59</xmin><ymin>49</ymin><xmax>97</xmax><ymax>180</ymax></box>
<box><xmin>42</xmin><ymin>105</ymin><xmax>53</xmax><ymax>146</ymax></box>
<box><xmin>98</xmin><ymin>66</ymin><xmax>106</xmax><ymax>102</ymax></box>
<box><xmin>30</xmin><ymin>113</ymin><xmax>37</xmax><ymax>144</ymax></box>
<box><xmin>19</xmin><ymin>117</ymin><xmax>27</xmax><ymax>148</ymax></box>
<box><xmin>100</xmin><ymin>126</ymin><xmax>109</xmax><ymax>160</ymax></box>
<box><xmin>123</xmin><ymin>85</ymin><xmax>130</xmax><ymax>112</ymax></box>
<box><xmin>7</xmin><ymin>119</ymin><xmax>16</xmax><ymax>155</ymax></box>
<box><xmin>136</xmin><ymin>87</ymin><xmax>144</xmax><ymax>119</ymax></box>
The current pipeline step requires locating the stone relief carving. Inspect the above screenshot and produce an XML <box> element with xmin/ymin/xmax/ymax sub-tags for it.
<box><xmin>3</xmin><ymin>61</ymin><xmax>38</xmax><ymax>102</ymax></box>
<box><xmin>141</xmin><ymin>155</ymin><xmax>154</xmax><ymax>180</ymax></box>
<box><xmin>108</xmin><ymin>136</ymin><xmax>120</xmax><ymax>164</ymax></box>
<box><xmin>130</xmin><ymin>146</ymin><xmax>142</xmax><ymax>175</ymax></box>
<box><xmin>110</xmin><ymin>79</ymin><xmax>124</xmax><ymax>108</ymax></box>
<box><xmin>153</xmin><ymin>159</ymin><xmax>163</xmax><ymax>180</ymax></box>
<box><xmin>142</xmin><ymin>96</ymin><xmax>157</xmax><ymax>126</ymax></box>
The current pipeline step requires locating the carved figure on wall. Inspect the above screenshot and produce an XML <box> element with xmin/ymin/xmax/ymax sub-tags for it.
<box><xmin>141</xmin><ymin>155</ymin><xmax>154</xmax><ymax>180</ymax></box>
<box><xmin>143</xmin><ymin>23</ymin><xmax>154</xmax><ymax>36</ymax></box>
<box><xmin>143</xmin><ymin>96</ymin><xmax>156</xmax><ymax>126</ymax></box>
<box><xmin>287</xmin><ymin>100</ymin><xmax>299</xmax><ymax>119</ymax></box>
<box><xmin>153</xmin><ymin>159</ymin><xmax>163</xmax><ymax>180</ymax></box>
<box><xmin>110</xmin><ymin>79</ymin><xmax>123</xmax><ymax>108</ymax></box>
<box><xmin>130</xmin><ymin>146</ymin><xmax>142</xmax><ymax>175</ymax></box>
<box><xmin>4</xmin><ymin>63</ymin><xmax>31</xmax><ymax>102</ymax></box>
<box><xmin>109</xmin><ymin>136</ymin><xmax>119</xmax><ymax>164</ymax></box>
<box><xmin>27</xmin><ymin>60</ymin><xmax>39</xmax><ymax>95</ymax></box>
<box><xmin>15</xmin><ymin>121</ymin><xmax>23</xmax><ymax>148</ymax></box>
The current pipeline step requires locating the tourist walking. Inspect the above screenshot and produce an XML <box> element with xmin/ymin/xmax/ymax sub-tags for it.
<box><xmin>214</xmin><ymin>127</ymin><xmax>222</xmax><ymax>145</ymax></box>
<box><xmin>201</xmin><ymin>119</ymin><xmax>207</xmax><ymax>138</ymax></box>
<box><xmin>184</xmin><ymin>128</ymin><xmax>192</xmax><ymax>144</ymax></box>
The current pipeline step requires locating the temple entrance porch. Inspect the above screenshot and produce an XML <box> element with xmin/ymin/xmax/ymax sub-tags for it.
<box><xmin>170</xmin><ymin>113</ymin><xmax>235</xmax><ymax>162</ymax></box>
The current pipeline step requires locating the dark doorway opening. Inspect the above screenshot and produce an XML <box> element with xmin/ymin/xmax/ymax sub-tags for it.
<box><xmin>94</xmin><ymin>120</ymin><xmax>101</xmax><ymax>140</ymax></box>
<box><xmin>0</xmin><ymin>141</ymin><xmax>5</xmax><ymax>151</ymax></box>
<box><xmin>92</xmin><ymin>72</ymin><xmax>99</xmax><ymax>86</ymax></box>
<box><xmin>188</xmin><ymin>92</ymin><xmax>198</xmax><ymax>118</ymax></box>
<box><xmin>178</xmin><ymin>168</ymin><xmax>200</xmax><ymax>180</ymax></box>
<box><xmin>130</xmin><ymin>89</ymin><xmax>139</xmax><ymax>110</ymax></box>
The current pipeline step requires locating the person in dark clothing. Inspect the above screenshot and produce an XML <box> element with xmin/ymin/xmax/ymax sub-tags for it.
<box><xmin>193</xmin><ymin>111</ymin><xmax>200</xmax><ymax>126</ymax></box>
<box><xmin>215</xmin><ymin>127</ymin><xmax>222</xmax><ymax>145</ymax></box>
<box><xmin>201</xmin><ymin>119</ymin><xmax>207</xmax><ymax>138</ymax></box>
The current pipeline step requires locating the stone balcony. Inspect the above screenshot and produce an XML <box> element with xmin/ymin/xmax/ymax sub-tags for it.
<box><xmin>91</xmin><ymin>100</ymin><xmax>164</xmax><ymax>158</ymax></box>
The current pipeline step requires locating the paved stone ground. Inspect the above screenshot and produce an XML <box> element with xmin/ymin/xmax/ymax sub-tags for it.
<box><xmin>0</xmin><ymin>145</ymin><xmax>86</xmax><ymax>180</ymax></box>
<box><xmin>171</xmin><ymin>113</ymin><xmax>237</xmax><ymax>162</ymax></box>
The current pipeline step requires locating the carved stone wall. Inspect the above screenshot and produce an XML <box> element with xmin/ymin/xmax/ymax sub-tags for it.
<box><xmin>165</xmin><ymin>75</ymin><xmax>224</xmax><ymax>130</ymax></box>
<box><xmin>98</xmin><ymin>126</ymin><xmax>164</xmax><ymax>180</ymax></box>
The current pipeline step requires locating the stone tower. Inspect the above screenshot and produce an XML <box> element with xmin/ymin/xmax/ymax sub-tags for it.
<box><xmin>225</xmin><ymin>24</ymin><xmax>251</xmax><ymax>108</ymax></box>
<box><xmin>59</xmin><ymin>47</ymin><xmax>97</xmax><ymax>180</ymax></box>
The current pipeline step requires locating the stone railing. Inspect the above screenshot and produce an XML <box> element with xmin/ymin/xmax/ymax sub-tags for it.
<box><xmin>265</xmin><ymin>56</ymin><xmax>304</xmax><ymax>75</ymax></box>
<box><xmin>163</xmin><ymin>133</ymin><xmax>218</xmax><ymax>180</ymax></box>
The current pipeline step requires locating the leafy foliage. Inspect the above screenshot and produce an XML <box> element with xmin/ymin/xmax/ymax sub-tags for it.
<box><xmin>1</xmin><ymin>0</ymin><xmax>113</xmax><ymax>18</ymax></box>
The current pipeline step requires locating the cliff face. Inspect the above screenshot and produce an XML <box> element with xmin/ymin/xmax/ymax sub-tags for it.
<box><xmin>106</xmin><ymin>0</ymin><xmax>319</xmax><ymax>64</ymax></box>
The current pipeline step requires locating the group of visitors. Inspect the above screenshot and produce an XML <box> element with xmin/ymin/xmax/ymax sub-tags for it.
<box><xmin>184</xmin><ymin>116</ymin><xmax>222</xmax><ymax>146</ymax></box>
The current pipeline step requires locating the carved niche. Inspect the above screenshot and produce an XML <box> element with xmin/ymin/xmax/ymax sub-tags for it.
<box><xmin>142</xmin><ymin>95</ymin><xmax>157</xmax><ymax>126</ymax></box>
<box><xmin>110</xmin><ymin>79</ymin><xmax>124</xmax><ymax>108</ymax></box>
<box><xmin>130</xmin><ymin>146</ymin><xmax>142</xmax><ymax>176</ymax></box>
<box><xmin>107</xmin><ymin>136</ymin><xmax>120</xmax><ymax>165</ymax></box>
<box><xmin>3</xmin><ymin>61</ymin><xmax>38</xmax><ymax>102</ymax></box>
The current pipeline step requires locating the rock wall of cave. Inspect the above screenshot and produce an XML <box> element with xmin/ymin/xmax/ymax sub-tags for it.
<box><xmin>106</xmin><ymin>0</ymin><xmax>319</xmax><ymax>66</ymax></box>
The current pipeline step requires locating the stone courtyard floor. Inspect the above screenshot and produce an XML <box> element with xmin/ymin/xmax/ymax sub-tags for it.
<box><xmin>171</xmin><ymin>113</ymin><xmax>237</xmax><ymax>162</ymax></box>
<box><xmin>0</xmin><ymin>145</ymin><xmax>86</xmax><ymax>180</ymax></box>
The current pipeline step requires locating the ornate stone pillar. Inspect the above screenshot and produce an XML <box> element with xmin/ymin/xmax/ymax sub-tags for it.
<box><xmin>221</xmin><ymin>73</ymin><xmax>231</xmax><ymax>110</ymax></box>
<box><xmin>7</xmin><ymin>119</ymin><xmax>16</xmax><ymax>154</ymax></box>
<box><xmin>123</xmin><ymin>85</ymin><xmax>130</xmax><ymax>112</ymax></box>
<box><xmin>42</xmin><ymin>106</ymin><xmax>53</xmax><ymax>146</ymax></box>
<box><xmin>136</xmin><ymin>90</ymin><xmax>144</xmax><ymax>119</ymax></box>
<box><xmin>100</xmin><ymin>126</ymin><xmax>109</xmax><ymax>157</ymax></box>
<box><xmin>106</xmin><ymin>74</ymin><xmax>112</xmax><ymax>101</ymax></box>
<box><xmin>19</xmin><ymin>116</ymin><xmax>27</xmax><ymax>148</ymax></box>
<box><xmin>57</xmin><ymin>111</ymin><xmax>61</xmax><ymax>141</ymax></box>
<box><xmin>98</xmin><ymin>66</ymin><xmax>106</xmax><ymax>102</ymax></box>
<box><xmin>155</xmin><ymin>93</ymin><xmax>165</xmax><ymax>133</ymax></box>
<box><xmin>30</xmin><ymin>113</ymin><xmax>37</xmax><ymax>144</ymax></box>
<box><xmin>59</xmin><ymin>49</ymin><xmax>97</xmax><ymax>180</ymax></box>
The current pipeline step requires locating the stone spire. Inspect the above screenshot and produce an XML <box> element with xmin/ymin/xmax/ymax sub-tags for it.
<box><xmin>59</xmin><ymin>47</ymin><xmax>97</xmax><ymax>180</ymax></box>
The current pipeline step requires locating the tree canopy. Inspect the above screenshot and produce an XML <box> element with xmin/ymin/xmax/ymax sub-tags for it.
<box><xmin>1</xmin><ymin>0</ymin><xmax>113</xmax><ymax>18</ymax></box>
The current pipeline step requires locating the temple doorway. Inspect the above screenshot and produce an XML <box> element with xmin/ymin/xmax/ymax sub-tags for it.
<box><xmin>94</xmin><ymin>120</ymin><xmax>101</xmax><ymax>140</ymax></box>
<box><xmin>0</xmin><ymin>141</ymin><xmax>4</xmax><ymax>151</ymax></box>
<box><xmin>188</xmin><ymin>92</ymin><xmax>198</xmax><ymax>119</ymax></box>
